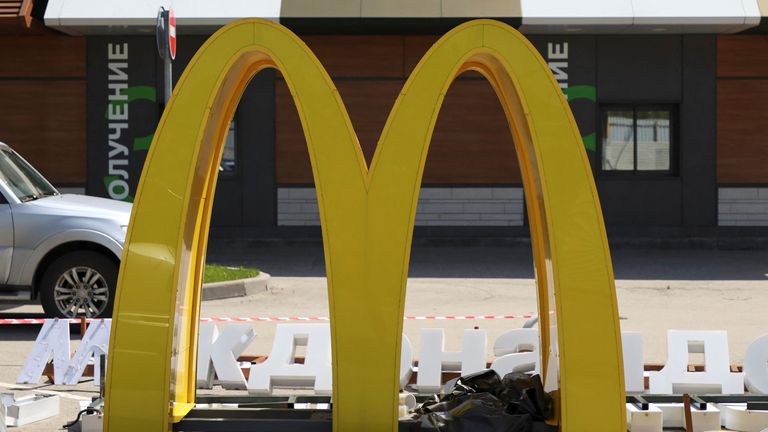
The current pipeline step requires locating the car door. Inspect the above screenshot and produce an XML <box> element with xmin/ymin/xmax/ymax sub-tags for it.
<box><xmin>0</xmin><ymin>191</ymin><xmax>13</xmax><ymax>285</ymax></box>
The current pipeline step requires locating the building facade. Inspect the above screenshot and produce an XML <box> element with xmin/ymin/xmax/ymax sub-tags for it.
<box><xmin>3</xmin><ymin>0</ymin><xmax>768</xmax><ymax>241</ymax></box>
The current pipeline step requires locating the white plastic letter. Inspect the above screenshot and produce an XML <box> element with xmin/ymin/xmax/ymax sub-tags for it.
<box><xmin>400</xmin><ymin>334</ymin><xmax>414</xmax><ymax>390</ymax></box>
<box><xmin>743</xmin><ymin>334</ymin><xmax>768</xmax><ymax>394</ymax></box>
<box><xmin>622</xmin><ymin>332</ymin><xmax>644</xmax><ymax>393</ymax></box>
<box><xmin>490</xmin><ymin>328</ymin><xmax>539</xmax><ymax>376</ymax></box>
<box><xmin>63</xmin><ymin>319</ymin><xmax>111</xmax><ymax>385</ymax></box>
<box><xmin>416</xmin><ymin>328</ymin><xmax>487</xmax><ymax>393</ymax></box>
<box><xmin>197</xmin><ymin>323</ymin><xmax>255</xmax><ymax>389</ymax></box>
<box><xmin>649</xmin><ymin>330</ymin><xmax>743</xmax><ymax>394</ymax></box>
<box><xmin>16</xmin><ymin>319</ymin><xmax>70</xmax><ymax>385</ymax></box>
<box><xmin>247</xmin><ymin>324</ymin><xmax>332</xmax><ymax>395</ymax></box>
<box><xmin>489</xmin><ymin>328</ymin><xmax>643</xmax><ymax>392</ymax></box>
<box><xmin>197</xmin><ymin>323</ymin><xmax>218</xmax><ymax>388</ymax></box>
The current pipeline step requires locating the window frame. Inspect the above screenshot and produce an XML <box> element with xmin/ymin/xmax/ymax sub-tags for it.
<box><xmin>598</xmin><ymin>104</ymin><xmax>678</xmax><ymax>177</ymax></box>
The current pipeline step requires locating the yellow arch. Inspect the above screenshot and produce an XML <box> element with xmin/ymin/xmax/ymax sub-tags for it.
<box><xmin>104</xmin><ymin>19</ymin><xmax>625</xmax><ymax>432</ymax></box>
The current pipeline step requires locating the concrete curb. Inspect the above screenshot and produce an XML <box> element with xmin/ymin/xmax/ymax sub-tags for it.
<box><xmin>201</xmin><ymin>272</ymin><xmax>271</xmax><ymax>301</ymax></box>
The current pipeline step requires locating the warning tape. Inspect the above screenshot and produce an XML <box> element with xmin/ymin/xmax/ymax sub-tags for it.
<box><xmin>0</xmin><ymin>314</ymin><xmax>534</xmax><ymax>325</ymax></box>
<box><xmin>0</xmin><ymin>318</ymin><xmax>87</xmax><ymax>325</ymax></box>
<box><xmin>202</xmin><ymin>315</ymin><xmax>535</xmax><ymax>322</ymax></box>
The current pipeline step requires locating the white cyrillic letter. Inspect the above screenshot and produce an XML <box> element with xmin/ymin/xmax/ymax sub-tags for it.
<box><xmin>63</xmin><ymin>319</ymin><xmax>111</xmax><ymax>386</ymax></box>
<box><xmin>744</xmin><ymin>334</ymin><xmax>768</xmax><ymax>394</ymax></box>
<box><xmin>108</xmin><ymin>82</ymin><xmax>127</xmax><ymax>100</ymax></box>
<box><xmin>107</xmin><ymin>179</ymin><xmax>129</xmax><ymax>200</ymax></box>
<box><xmin>108</xmin><ymin>123</ymin><xmax>128</xmax><ymax>140</ymax></box>
<box><xmin>622</xmin><ymin>332</ymin><xmax>644</xmax><ymax>393</ymax></box>
<box><xmin>247</xmin><ymin>324</ymin><xmax>332</xmax><ymax>395</ymax></box>
<box><xmin>416</xmin><ymin>328</ymin><xmax>487</xmax><ymax>393</ymax></box>
<box><xmin>547</xmin><ymin>42</ymin><xmax>568</xmax><ymax>59</ymax></box>
<box><xmin>197</xmin><ymin>323</ymin><xmax>255</xmax><ymax>390</ymax></box>
<box><xmin>490</xmin><ymin>328</ymin><xmax>539</xmax><ymax>376</ymax></box>
<box><xmin>400</xmin><ymin>334</ymin><xmax>414</xmax><ymax>390</ymax></box>
<box><xmin>107</xmin><ymin>160</ymin><xmax>128</xmax><ymax>179</ymax></box>
<box><xmin>108</xmin><ymin>43</ymin><xmax>128</xmax><ymax>60</ymax></box>
<box><xmin>16</xmin><ymin>319</ymin><xmax>70</xmax><ymax>385</ymax></box>
<box><xmin>649</xmin><ymin>330</ymin><xmax>743</xmax><ymax>394</ymax></box>
<box><xmin>548</xmin><ymin>62</ymin><xmax>568</xmax><ymax>81</ymax></box>
<box><xmin>108</xmin><ymin>140</ymin><xmax>129</xmax><ymax>158</ymax></box>
<box><xmin>107</xmin><ymin>102</ymin><xmax>127</xmax><ymax>120</ymax></box>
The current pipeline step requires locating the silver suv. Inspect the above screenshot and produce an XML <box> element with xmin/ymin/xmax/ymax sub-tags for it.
<box><xmin>0</xmin><ymin>142</ymin><xmax>130</xmax><ymax>318</ymax></box>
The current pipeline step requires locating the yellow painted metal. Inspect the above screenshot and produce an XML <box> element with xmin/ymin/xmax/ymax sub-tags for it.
<box><xmin>104</xmin><ymin>19</ymin><xmax>625</xmax><ymax>432</ymax></box>
<box><xmin>170</xmin><ymin>403</ymin><xmax>194</xmax><ymax>423</ymax></box>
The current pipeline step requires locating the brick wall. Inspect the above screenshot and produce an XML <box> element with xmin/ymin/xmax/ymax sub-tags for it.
<box><xmin>718</xmin><ymin>187</ymin><xmax>768</xmax><ymax>226</ymax></box>
<box><xmin>277</xmin><ymin>187</ymin><xmax>525</xmax><ymax>226</ymax></box>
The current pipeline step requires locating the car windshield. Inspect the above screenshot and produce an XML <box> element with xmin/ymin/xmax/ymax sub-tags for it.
<box><xmin>0</xmin><ymin>148</ymin><xmax>58</xmax><ymax>202</ymax></box>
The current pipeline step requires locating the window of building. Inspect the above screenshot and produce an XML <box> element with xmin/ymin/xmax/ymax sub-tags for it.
<box><xmin>600</xmin><ymin>105</ymin><xmax>674</xmax><ymax>173</ymax></box>
<box><xmin>221</xmin><ymin>120</ymin><xmax>236</xmax><ymax>174</ymax></box>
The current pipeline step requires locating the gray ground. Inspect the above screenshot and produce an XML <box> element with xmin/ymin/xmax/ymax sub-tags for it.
<box><xmin>0</xmin><ymin>243</ymin><xmax>766</xmax><ymax>430</ymax></box>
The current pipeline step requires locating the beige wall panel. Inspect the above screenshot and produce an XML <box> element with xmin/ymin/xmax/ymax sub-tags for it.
<box><xmin>361</xmin><ymin>0</ymin><xmax>441</xmax><ymax>18</ymax></box>
<box><xmin>279</xmin><ymin>0</ymin><xmax>361</xmax><ymax>17</ymax></box>
<box><xmin>759</xmin><ymin>0</ymin><xmax>768</xmax><ymax>16</ymax></box>
<box><xmin>442</xmin><ymin>0</ymin><xmax>521</xmax><ymax>17</ymax></box>
<box><xmin>0</xmin><ymin>80</ymin><xmax>86</xmax><ymax>184</ymax></box>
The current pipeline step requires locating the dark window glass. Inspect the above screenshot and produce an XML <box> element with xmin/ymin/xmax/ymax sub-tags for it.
<box><xmin>636</xmin><ymin>109</ymin><xmax>670</xmax><ymax>171</ymax></box>
<box><xmin>0</xmin><ymin>148</ymin><xmax>58</xmax><ymax>201</ymax></box>
<box><xmin>602</xmin><ymin>110</ymin><xmax>635</xmax><ymax>171</ymax></box>
<box><xmin>221</xmin><ymin>120</ymin><xmax>236</xmax><ymax>174</ymax></box>
<box><xmin>600</xmin><ymin>105</ymin><xmax>674</xmax><ymax>173</ymax></box>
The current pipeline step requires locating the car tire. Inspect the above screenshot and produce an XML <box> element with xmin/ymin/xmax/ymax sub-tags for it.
<box><xmin>39</xmin><ymin>251</ymin><xmax>118</xmax><ymax>318</ymax></box>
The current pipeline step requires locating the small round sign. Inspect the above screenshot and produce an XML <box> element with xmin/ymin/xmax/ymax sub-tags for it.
<box><xmin>155</xmin><ymin>7</ymin><xmax>166</xmax><ymax>59</ymax></box>
<box><xmin>168</xmin><ymin>9</ymin><xmax>176</xmax><ymax>60</ymax></box>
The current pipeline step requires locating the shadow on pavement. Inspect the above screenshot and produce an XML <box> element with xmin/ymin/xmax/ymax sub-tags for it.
<box><xmin>207</xmin><ymin>240</ymin><xmax>768</xmax><ymax>281</ymax></box>
<box><xmin>0</xmin><ymin>324</ymin><xmax>44</xmax><ymax>341</ymax></box>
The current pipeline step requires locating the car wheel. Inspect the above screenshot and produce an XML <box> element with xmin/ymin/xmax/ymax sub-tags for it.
<box><xmin>39</xmin><ymin>251</ymin><xmax>118</xmax><ymax>318</ymax></box>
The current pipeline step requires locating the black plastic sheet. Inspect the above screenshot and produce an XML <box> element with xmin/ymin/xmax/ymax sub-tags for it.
<box><xmin>498</xmin><ymin>372</ymin><xmax>551</xmax><ymax>421</ymax></box>
<box><xmin>413</xmin><ymin>370</ymin><xmax>556</xmax><ymax>432</ymax></box>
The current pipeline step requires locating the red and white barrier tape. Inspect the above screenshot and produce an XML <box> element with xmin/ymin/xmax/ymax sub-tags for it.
<box><xmin>0</xmin><ymin>318</ymin><xmax>92</xmax><ymax>325</ymax></box>
<box><xmin>201</xmin><ymin>315</ymin><xmax>534</xmax><ymax>322</ymax></box>
<box><xmin>0</xmin><ymin>314</ymin><xmax>533</xmax><ymax>325</ymax></box>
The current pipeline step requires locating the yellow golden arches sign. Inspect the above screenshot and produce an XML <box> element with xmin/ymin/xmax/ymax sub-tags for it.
<box><xmin>104</xmin><ymin>19</ymin><xmax>625</xmax><ymax>432</ymax></box>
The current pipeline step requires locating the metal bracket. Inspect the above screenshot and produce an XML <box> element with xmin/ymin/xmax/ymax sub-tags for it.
<box><xmin>0</xmin><ymin>393</ymin><xmax>60</xmax><ymax>427</ymax></box>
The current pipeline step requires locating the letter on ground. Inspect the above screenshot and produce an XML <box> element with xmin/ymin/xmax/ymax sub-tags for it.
<box><xmin>416</xmin><ymin>328</ymin><xmax>487</xmax><ymax>393</ymax></box>
<box><xmin>649</xmin><ymin>330</ymin><xmax>743</xmax><ymax>394</ymax></box>
<box><xmin>17</xmin><ymin>319</ymin><xmax>70</xmax><ymax>385</ymax></box>
<box><xmin>197</xmin><ymin>323</ymin><xmax>256</xmax><ymax>390</ymax></box>
<box><xmin>247</xmin><ymin>324</ymin><xmax>332</xmax><ymax>395</ymax></box>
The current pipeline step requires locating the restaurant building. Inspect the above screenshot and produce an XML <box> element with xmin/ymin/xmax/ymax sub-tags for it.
<box><xmin>2</xmin><ymin>1</ymin><xmax>768</xmax><ymax>241</ymax></box>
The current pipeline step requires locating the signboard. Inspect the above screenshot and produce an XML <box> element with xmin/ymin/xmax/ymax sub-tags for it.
<box><xmin>529</xmin><ymin>36</ymin><xmax>597</xmax><ymax>159</ymax></box>
<box><xmin>19</xmin><ymin>320</ymin><xmax>768</xmax><ymax>397</ymax></box>
<box><xmin>86</xmin><ymin>38</ymin><xmax>158</xmax><ymax>202</ymax></box>
<box><xmin>168</xmin><ymin>9</ymin><xmax>176</xmax><ymax>60</ymax></box>
<box><xmin>106</xmin><ymin>19</ymin><xmax>624</xmax><ymax>431</ymax></box>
